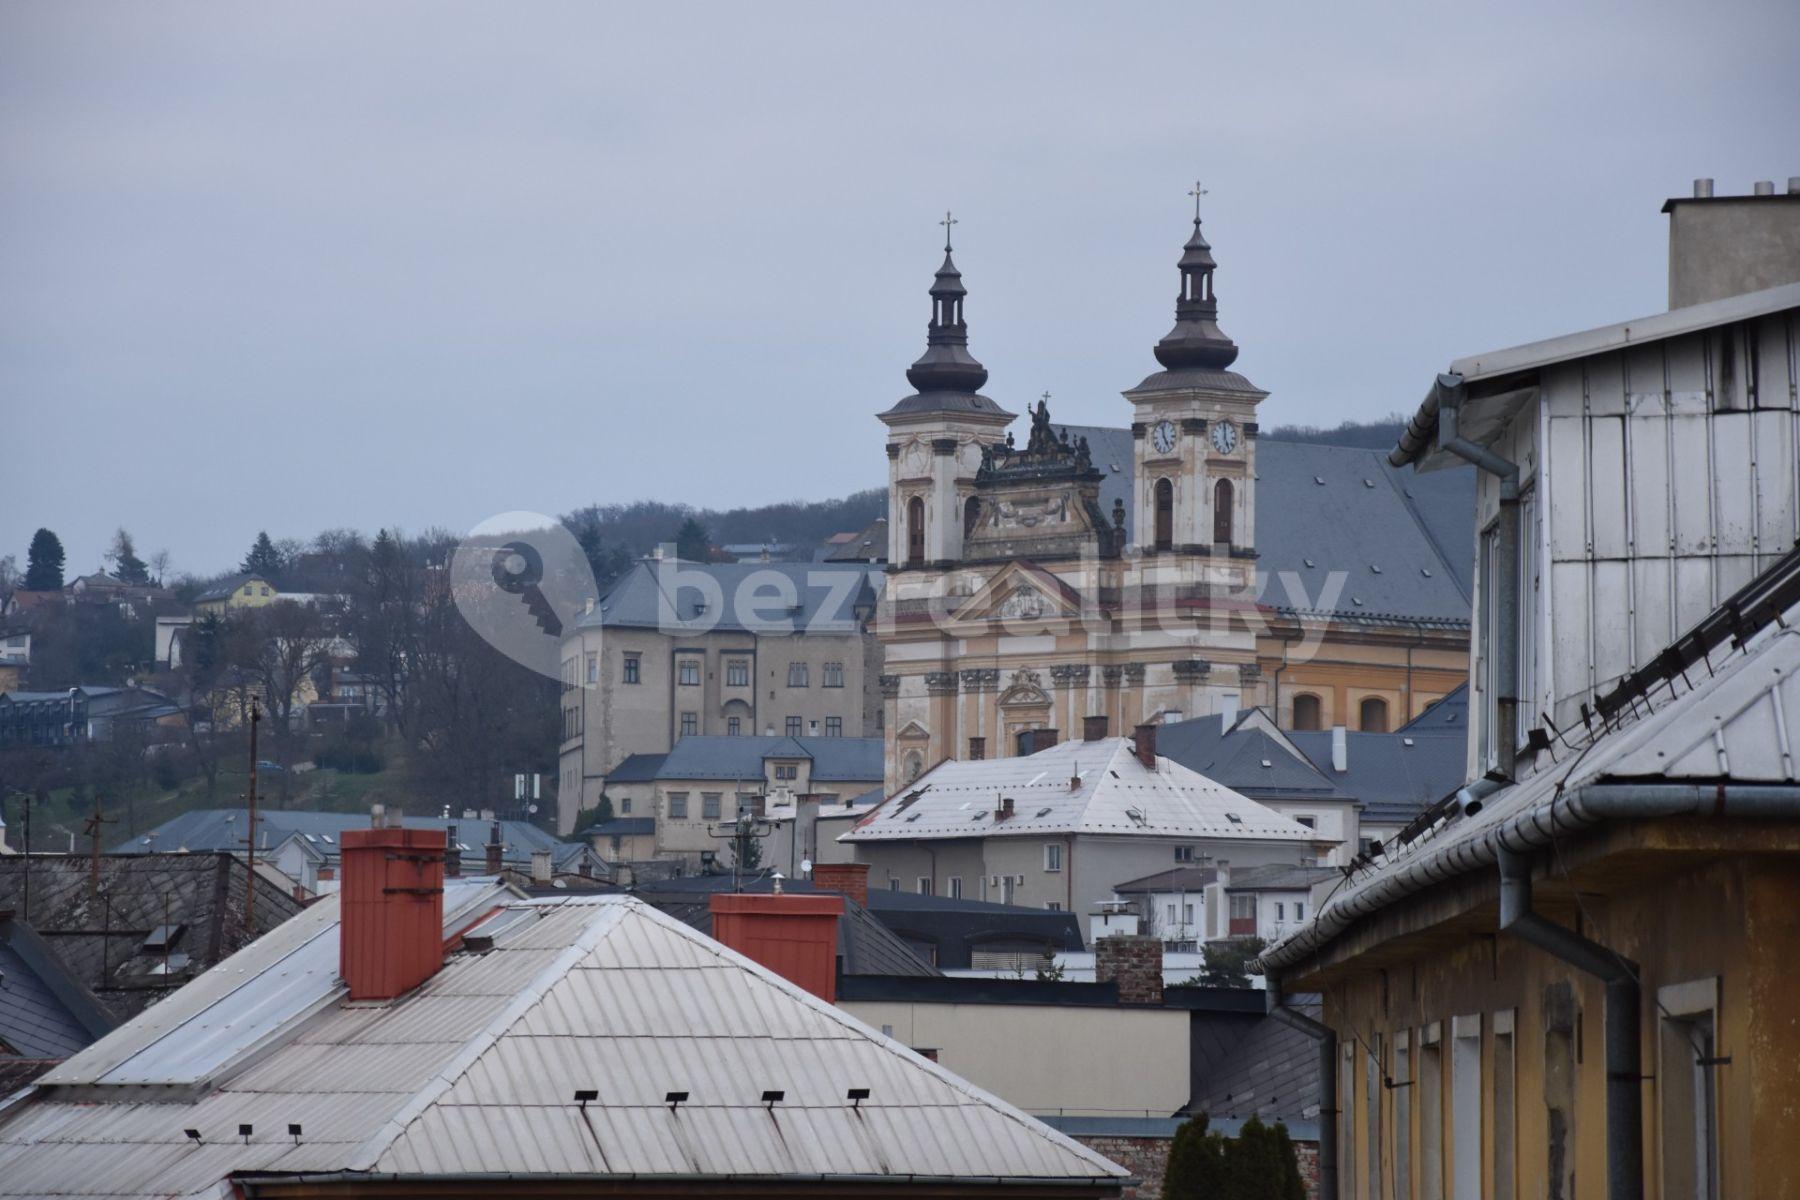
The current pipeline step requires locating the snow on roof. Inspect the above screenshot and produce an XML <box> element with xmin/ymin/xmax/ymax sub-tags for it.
<box><xmin>842</xmin><ymin>737</ymin><xmax>1325</xmax><ymax>845</ymax></box>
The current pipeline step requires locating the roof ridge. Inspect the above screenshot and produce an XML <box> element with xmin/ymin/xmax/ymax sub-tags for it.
<box><xmin>1372</xmin><ymin>457</ymin><xmax>1472</xmax><ymax>605</ymax></box>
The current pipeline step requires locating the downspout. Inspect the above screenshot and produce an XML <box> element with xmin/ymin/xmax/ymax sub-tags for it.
<box><xmin>1434</xmin><ymin>372</ymin><xmax>1522</xmax><ymax>778</ymax></box>
<box><xmin>1266</xmin><ymin>989</ymin><xmax>1337</xmax><ymax>1200</ymax></box>
<box><xmin>1498</xmin><ymin>846</ymin><xmax>1642</xmax><ymax>1200</ymax></box>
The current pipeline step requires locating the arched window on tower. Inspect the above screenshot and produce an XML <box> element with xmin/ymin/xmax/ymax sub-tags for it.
<box><xmin>1359</xmin><ymin>696</ymin><xmax>1389</xmax><ymax>733</ymax></box>
<box><xmin>1213</xmin><ymin>478</ymin><xmax>1234</xmax><ymax>546</ymax></box>
<box><xmin>964</xmin><ymin>496</ymin><xmax>981</xmax><ymax>542</ymax></box>
<box><xmin>1292</xmin><ymin>693</ymin><xmax>1323</xmax><ymax>731</ymax></box>
<box><xmin>1153</xmin><ymin>479</ymin><xmax>1174</xmax><ymax>551</ymax></box>
<box><xmin>907</xmin><ymin>496</ymin><xmax>926</xmax><ymax>567</ymax></box>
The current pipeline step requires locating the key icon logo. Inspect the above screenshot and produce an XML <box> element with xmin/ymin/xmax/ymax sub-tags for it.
<box><xmin>491</xmin><ymin>540</ymin><xmax>563</xmax><ymax>637</ymax></box>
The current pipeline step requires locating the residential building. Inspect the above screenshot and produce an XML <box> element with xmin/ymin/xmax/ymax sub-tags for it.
<box><xmin>841</xmin><ymin>723</ymin><xmax>1330</xmax><ymax>915</ymax></box>
<box><xmin>192</xmin><ymin>572</ymin><xmax>279</xmax><ymax>615</ymax></box>
<box><xmin>1260</xmin><ymin>182</ymin><xmax>1800</xmax><ymax>1200</ymax></box>
<box><xmin>0</xmin><ymin>825</ymin><xmax>1129</xmax><ymax>1199</ymax></box>
<box><xmin>0</xmin><ymin>684</ymin><xmax>182</xmax><ymax>750</ymax></box>
<box><xmin>1218</xmin><ymin>864</ymin><xmax>1336</xmax><ymax>946</ymax></box>
<box><xmin>582</xmin><ymin>815</ymin><xmax>657</xmax><ymax>863</ymax></box>
<box><xmin>1109</xmin><ymin>865</ymin><xmax>1219</xmax><ymax>947</ymax></box>
<box><xmin>875</xmin><ymin>208</ymin><xmax>1470</xmax><ymax>794</ymax></box>
<box><xmin>152</xmin><ymin>614</ymin><xmax>190</xmax><ymax>669</ymax></box>
<box><xmin>0</xmin><ymin>912</ymin><xmax>117</xmax><ymax>1092</ymax></box>
<box><xmin>600</xmin><ymin>734</ymin><xmax>882</xmax><ymax>867</ymax></box>
<box><xmin>0</xmin><ymin>628</ymin><xmax>27</xmax><ymax>692</ymax></box>
<box><xmin>556</xmin><ymin>558</ymin><xmax>884</xmax><ymax>832</ymax></box>
<box><xmin>0</xmin><ymin>852</ymin><xmax>303</xmax><ymax>1019</ymax></box>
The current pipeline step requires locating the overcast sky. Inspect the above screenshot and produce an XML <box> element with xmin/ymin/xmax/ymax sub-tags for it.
<box><xmin>4</xmin><ymin>2</ymin><xmax>1798</xmax><ymax>577</ymax></box>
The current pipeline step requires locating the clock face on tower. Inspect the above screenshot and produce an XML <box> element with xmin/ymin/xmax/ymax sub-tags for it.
<box><xmin>1210</xmin><ymin>420</ymin><xmax>1239</xmax><ymax>455</ymax></box>
<box><xmin>1151</xmin><ymin>420</ymin><xmax>1177</xmax><ymax>455</ymax></box>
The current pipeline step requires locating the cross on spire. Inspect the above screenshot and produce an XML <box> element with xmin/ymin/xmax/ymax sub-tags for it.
<box><xmin>940</xmin><ymin>210</ymin><xmax>957</xmax><ymax>251</ymax></box>
<box><xmin>1041</xmin><ymin>391</ymin><xmax>1052</xmax><ymax>405</ymax></box>
<box><xmin>1188</xmin><ymin>180</ymin><xmax>1208</xmax><ymax>221</ymax></box>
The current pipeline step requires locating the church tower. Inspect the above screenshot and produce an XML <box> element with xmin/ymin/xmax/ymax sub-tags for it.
<box><xmin>1125</xmin><ymin>195</ymin><xmax>1266</xmax><ymax>560</ymax></box>
<box><xmin>877</xmin><ymin>217</ymin><xmax>1015</xmax><ymax>569</ymax></box>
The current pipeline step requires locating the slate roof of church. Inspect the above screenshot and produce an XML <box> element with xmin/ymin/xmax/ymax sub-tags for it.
<box><xmin>652</xmin><ymin>735</ymin><xmax>884</xmax><ymax>783</ymax></box>
<box><xmin>1064</xmin><ymin>425</ymin><xmax>1474</xmax><ymax>623</ymax></box>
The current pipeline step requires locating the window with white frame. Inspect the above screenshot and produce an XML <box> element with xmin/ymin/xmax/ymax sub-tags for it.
<box><xmin>701</xmin><ymin>793</ymin><xmax>721</xmax><ymax>820</ymax></box>
<box><xmin>824</xmin><ymin>716</ymin><xmax>842</xmax><ymax>737</ymax></box>
<box><xmin>787</xmin><ymin>662</ymin><xmax>809</xmax><ymax>687</ymax></box>
<box><xmin>679</xmin><ymin>711</ymin><xmax>697</xmax><ymax>736</ymax></box>
<box><xmin>667</xmin><ymin>792</ymin><xmax>688</xmax><ymax>820</ymax></box>
<box><xmin>823</xmin><ymin>662</ymin><xmax>844</xmax><ymax>687</ymax></box>
<box><xmin>678</xmin><ymin>659</ymin><xmax>700</xmax><ymax>686</ymax></box>
<box><xmin>947</xmin><ymin>876</ymin><xmax>962</xmax><ymax>899</ymax></box>
<box><xmin>1043</xmin><ymin>843</ymin><xmax>1062</xmax><ymax>872</ymax></box>
<box><xmin>1658</xmin><ymin>978</ymin><xmax>1721</xmax><ymax>1200</ymax></box>
<box><xmin>725</xmin><ymin>659</ymin><xmax>749</xmax><ymax>687</ymax></box>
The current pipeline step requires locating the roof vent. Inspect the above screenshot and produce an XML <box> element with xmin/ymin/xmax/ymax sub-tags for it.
<box><xmin>1421</xmin><ymin>568</ymin><xmax>1433</xmax><ymax>578</ymax></box>
<box><xmin>1693</xmin><ymin>178</ymin><xmax>1714</xmax><ymax>198</ymax></box>
<box><xmin>1370</xmin><ymin>565</ymin><xmax>1382</xmax><ymax>574</ymax></box>
<box><xmin>1313</xmin><ymin>476</ymin><xmax>1325</xmax><ymax>485</ymax></box>
<box><xmin>1753</xmin><ymin>180</ymin><xmax>1775</xmax><ymax>196</ymax></box>
<box><xmin>1303</xmin><ymin>558</ymin><xmax>1315</xmax><ymax>568</ymax></box>
<box><xmin>1363</xmin><ymin>479</ymin><xmax>1375</xmax><ymax>488</ymax></box>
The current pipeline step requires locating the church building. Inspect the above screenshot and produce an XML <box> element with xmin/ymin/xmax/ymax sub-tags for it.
<box><xmin>876</xmin><ymin>204</ymin><xmax>1471</xmax><ymax>792</ymax></box>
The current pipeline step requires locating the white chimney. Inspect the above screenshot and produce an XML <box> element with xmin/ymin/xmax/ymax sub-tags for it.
<box><xmin>530</xmin><ymin>848</ymin><xmax>553</xmax><ymax>884</ymax></box>
<box><xmin>1331</xmin><ymin>726</ymin><xmax>1348</xmax><ymax>773</ymax></box>
<box><xmin>1218</xmin><ymin>694</ymin><xmax>1238</xmax><ymax>726</ymax></box>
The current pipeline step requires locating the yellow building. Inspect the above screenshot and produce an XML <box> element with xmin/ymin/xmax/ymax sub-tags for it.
<box><xmin>193</xmin><ymin>573</ymin><xmax>278</xmax><ymax>616</ymax></box>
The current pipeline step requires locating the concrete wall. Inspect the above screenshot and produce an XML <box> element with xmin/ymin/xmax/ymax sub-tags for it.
<box><xmin>841</xmin><ymin>998</ymin><xmax>1191</xmax><ymax>1118</ymax></box>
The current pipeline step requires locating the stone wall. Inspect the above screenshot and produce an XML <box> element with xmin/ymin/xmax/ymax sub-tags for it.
<box><xmin>1067</xmin><ymin>1134</ymin><xmax>1320</xmax><ymax>1200</ymax></box>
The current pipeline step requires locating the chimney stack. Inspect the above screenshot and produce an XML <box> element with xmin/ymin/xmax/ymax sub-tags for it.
<box><xmin>530</xmin><ymin>848</ymin><xmax>552</xmax><ymax>885</ymax></box>
<box><xmin>1083</xmin><ymin>714</ymin><xmax>1108</xmax><ymax>742</ymax></box>
<box><xmin>444</xmin><ymin>824</ymin><xmax>461</xmax><ymax>878</ymax></box>
<box><xmin>1693</xmin><ymin>178</ymin><xmax>1714</xmax><ymax>198</ymax></box>
<box><xmin>339</xmin><ymin>826</ymin><xmax>445</xmax><ymax>1001</ymax></box>
<box><xmin>1753</xmin><ymin>180</ymin><xmax>1776</xmax><ymax>196</ymax></box>
<box><xmin>1132</xmin><ymin>723</ymin><xmax>1158</xmax><ymax>770</ymax></box>
<box><xmin>709</xmin><ymin>892</ymin><xmax>844</xmax><ymax>1002</ymax></box>
<box><xmin>811</xmin><ymin>861</ymin><xmax>870</xmax><ymax>908</ymax></box>
<box><xmin>1331</xmin><ymin>725</ymin><xmax>1349</xmax><ymax>773</ymax></box>
<box><xmin>1095</xmin><ymin>934</ymin><xmax>1164</xmax><ymax>1005</ymax></box>
<box><xmin>483</xmin><ymin>822</ymin><xmax>503</xmax><ymax>875</ymax></box>
<box><xmin>1031</xmin><ymin>728</ymin><xmax>1058</xmax><ymax>753</ymax></box>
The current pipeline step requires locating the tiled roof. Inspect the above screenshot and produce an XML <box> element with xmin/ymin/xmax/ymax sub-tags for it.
<box><xmin>652</xmin><ymin>735</ymin><xmax>884</xmax><ymax>783</ymax></box>
<box><xmin>1063</xmin><ymin>425</ymin><xmax>1475</xmax><ymax>619</ymax></box>
<box><xmin>0</xmin><ymin>853</ymin><xmax>304</xmax><ymax>1020</ymax></box>
<box><xmin>0</xmin><ymin>915</ymin><xmax>115</xmax><ymax>1061</ymax></box>
<box><xmin>578</xmin><ymin>560</ymin><xmax>880</xmax><ymax>633</ymax></box>
<box><xmin>0</xmin><ymin>892</ymin><xmax>1122</xmax><ymax>1194</ymax></box>
<box><xmin>843</xmin><ymin>737</ymin><xmax>1321</xmax><ymax>845</ymax></box>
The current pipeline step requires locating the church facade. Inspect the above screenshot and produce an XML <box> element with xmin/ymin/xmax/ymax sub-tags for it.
<box><xmin>875</xmin><ymin>208</ymin><xmax>1470</xmax><ymax>793</ymax></box>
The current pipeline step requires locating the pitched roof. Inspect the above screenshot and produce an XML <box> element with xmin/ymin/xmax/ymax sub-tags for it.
<box><xmin>193</xmin><ymin>573</ymin><xmax>273</xmax><ymax>603</ymax></box>
<box><xmin>1111</xmin><ymin>866</ymin><xmax>1220</xmax><ymax>894</ymax></box>
<box><xmin>1186</xmin><ymin>998</ymin><xmax>1324</xmax><ymax>1122</ymax></box>
<box><xmin>117</xmin><ymin>809</ymin><xmax>592</xmax><ymax>875</ymax></box>
<box><xmin>578</xmin><ymin>560</ymin><xmax>880</xmax><ymax>634</ymax></box>
<box><xmin>1260</xmin><ymin>574</ymin><xmax>1800</xmax><ymax>976</ymax></box>
<box><xmin>0</xmin><ymin>891</ymin><xmax>1123</xmax><ymax>1194</ymax></box>
<box><xmin>1157</xmin><ymin>714</ymin><xmax>1354</xmax><ymax>803</ymax></box>
<box><xmin>1287</xmin><ymin>729</ymin><xmax>1466</xmax><ymax>824</ymax></box>
<box><xmin>1062</xmin><ymin>425</ymin><xmax>1474</xmax><ymax>612</ymax></box>
<box><xmin>652</xmin><ymin>735</ymin><xmax>884</xmax><ymax>783</ymax></box>
<box><xmin>603</xmin><ymin>752</ymin><xmax>667</xmax><ymax>782</ymax></box>
<box><xmin>0</xmin><ymin>914</ymin><xmax>115</xmax><ymax>1062</ymax></box>
<box><xmin>0</xmin><ymin>853</ymin><xmax>305</xmax><ymax>1020</ymax></box>
<box><xmin>1223</xmin><ymin>864</ymin><xmax>1337</xmax><ymax>892</ymax></box>
<box><xmin>1400</xmin><ymin>683</ymin><xmax>1468</xmax><ymax>732</ymax></box>
<box><xmin>842</xmin><ymin>737</ymin><xmax>1323</xmax><ymax>846</ymax></box>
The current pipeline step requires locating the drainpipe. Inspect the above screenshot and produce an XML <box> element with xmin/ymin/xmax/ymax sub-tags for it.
<box><xmin>1498</xmin><ymin>846</ymin><xmax>1642</xmax><ymax>1200</ymax></box>
<box><xmin>1434</xmin><ymin>372</ymin><xmax>1522</xmax><ymax>778</ymax></box>
<box><xmin>1266</xmin><ymin>989</ymin><xmax>1337</xmax><ymax>1200</ymax></box>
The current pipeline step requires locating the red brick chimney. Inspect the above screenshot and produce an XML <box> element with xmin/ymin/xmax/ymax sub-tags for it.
<box><xmin>811</xmin><ymin>861</ymin><xmax>869</xmax><ymax>908</ymax></box>
<box><xmin>339</xmin><ymin>826</ymin><xmax>446</xmax><ymax>1001</ymax></box>
<box><xmin>1132</xmin><ymin>722</ymin><xmax>1159</xmax><ymax>770</ymax></box>
<box><xmin>444</xmin><ymin>824</ymin><xmax>461</xmax><ymax>878</ymax></box>
<box><xmin>484</xmin><ymin>822</ymin><xmax>503</xmax><ymax>875</ymax></box>
<box><xmin>1083</xmin><ymin>714</ymin><xmax>1108</xmax><ymax>741</ymax></box>
<box><xmin>709</xmin><ymin>892</ymin><xmax>844</xmax><ymax>1002</ymax></box>
<box><xmin>1095</xmin><ymin>933</ymin><xmax>1164</xmax><ymax>1005</ymax></box>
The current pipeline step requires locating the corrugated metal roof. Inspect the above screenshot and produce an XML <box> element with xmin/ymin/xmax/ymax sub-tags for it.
<box><xmin>1260</xmin><ymin>602</ymin><xmax>1800</xmax><ymax>975</ymax></box>
<box><xmin>1</xmin><ymin>891</ymin><xmax>1123</xmax><ymax>1195</ymax></box>
<box><xmin>841</xmin><ymin>737</ymin><xmax>1322</xmax><ymax>846</ymax></box>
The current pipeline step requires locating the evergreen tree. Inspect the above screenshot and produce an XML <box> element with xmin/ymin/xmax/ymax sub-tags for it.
<box><xmin>1163</xmin><ymin>1113</ymin><xmax>1226</xmax><ymax>1200</ymax></box>
<box><xmin>241</xmin><ymin>530</ymin><xmax>283</xmax><ymax>580</ymax></box>
<box><xmin>106</xmin><ymin>527</ymin><xmax>150</xmax><ymax>584</ymax></box>
<box><xmin>1195</xmin><ymin>936</ymin><xmax>1268</xmax><ymax>988</ymax></box>
<box><xmin>674</xmin><ymin>517</ymin><xmax>711</xmax><ymax>563</ymax></box>
<box><xmin>24</xmin><ymin>528</ymin><xmax>65</xmax><ymax>590</ymax></box>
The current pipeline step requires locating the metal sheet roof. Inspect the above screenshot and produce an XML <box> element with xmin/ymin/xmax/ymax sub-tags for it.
<box><xmin>1260</xmin><ymin>601</ymin><xmax>1800</xmax><ymax>975</ymax></box>
<box><xmin>841</xmin><ymin>737</ymin><xmax>1323</xmax><ymax>846</ymax></box>
<box><xmin>652</xmin><ymin>735</ymin><xmax>884</xmax><ymax>783</ymax></box>
<box><xmin>578</xmin><ymin>561</ymin><xmax>880</xmax><ymax>633</ymax></box>
<box><xmin>1</xmin><ymin>891</ymin><xmax>1123</xmax><ymax>1195</ymax></box>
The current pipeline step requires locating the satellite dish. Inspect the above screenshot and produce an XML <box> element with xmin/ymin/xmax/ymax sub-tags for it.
<box><xmin>800</xmin><ymin>858</ymin><xmax>813</xmax><ymax>876</ymax></box>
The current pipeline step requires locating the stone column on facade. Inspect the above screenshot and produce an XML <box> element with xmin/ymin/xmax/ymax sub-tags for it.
<box><xmin>1237</xmin><ymin>661</ymin><xmax>1264</xmax><ymax>712</ymax></box>
<box><xmin>1121</xmin><ymin>662</ymin><xmax>1147</xmax><ymax>729</ymax></box>
<box><xmin>924</xmin><ymin>670</ymin><xmax>959</xmax><ymax>765</ymax></box>
<box><xmin>1049</xmin><ymin>664</ymin><xmax>1090</xmax><ymax>740</ymax></box>
<box><xmin>1100</xmin><ymin>664</ymin><xmax>1124</xmax><ymax>739</ymax></box>
<box><xmin>930</xmin><ymin>438</ymin><xmax>959</xmax><ymax>564</ymax></box>
<box><xmin>1172</xmin><ymin>658</ymin><xmax>1211</xmax><ymax>722</ymax></box>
